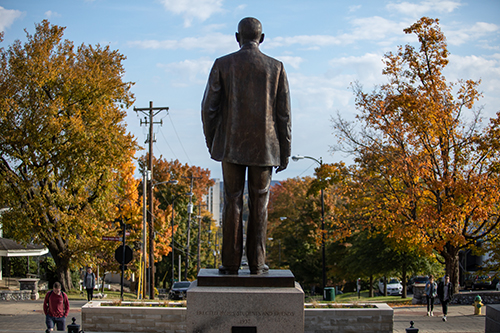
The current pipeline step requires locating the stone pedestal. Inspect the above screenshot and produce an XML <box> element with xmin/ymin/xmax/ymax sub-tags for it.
<box><xmin>486</xmin><ymin>304</ymin><xmax>500</xmax><ymax>333</ymax></box>
<box><xmin>18</xmin><ymin>278</ymin><xmax>39</xmax><ymax>300</ymax></box>
<box><xmin>187</xmin><ymin>269</ymin><xmax>304</xmax><ymax>333</ymax></box>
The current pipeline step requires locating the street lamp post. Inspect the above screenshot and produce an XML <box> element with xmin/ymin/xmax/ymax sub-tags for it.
<box><xmin>291</xmin><ymin>155</ymin><xmax>326</xmax><ymax>298</ymax></box>
<box><xmin>168</xmin><ymin>193</ymin><xmax>183</xmax><ymax>285</ymax></box>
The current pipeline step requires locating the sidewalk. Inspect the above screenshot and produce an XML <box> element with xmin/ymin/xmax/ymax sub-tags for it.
<box><xmin>0</xmin><ymin>300</ymin><xmax>86</xmax><ymax>333</ymax></box>
<box><xmin>393</xmin><ymin>304</ymin><xmax>485</xmax><ymax>333</ymax></box>
<box><xmin>0</xmin><ymin>300</ymin><xmax>487</xmax><ymax>332</ymax></box>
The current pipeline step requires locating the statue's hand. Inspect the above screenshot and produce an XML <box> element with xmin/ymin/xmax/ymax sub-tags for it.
<box><xmin>276</xmin><ymin>159</ymin><xmax>288</xmax><ymax>173</ymax></box>
<box><xmin>276</xmin><ymin>165</ymin><xmax>286</xmax><ymax>173</ymax></box>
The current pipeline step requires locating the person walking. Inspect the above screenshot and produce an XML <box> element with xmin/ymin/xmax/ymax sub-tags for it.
<box><xmin>202</xmin><ymin>17</ymin><xmax>291</xmax><ymax>275</ymax></box>
<box><xmin>424</xmin><ymin>274</ymin><xmax>438</xmax><ymax>316</ymax></box>
<box><xmin>437</xmin><ymin>274</ymin><xmax>454</xmax><ymax>321</ymax></box>
<box><xmin>43</xmin><ymin>282</ymin><xmax>69</xmax><ymax>331</ymax></box>
<box><xmin>83</xmin><ymin>267</ymin><xmax>96</xmax><ymax>301</ymax></box>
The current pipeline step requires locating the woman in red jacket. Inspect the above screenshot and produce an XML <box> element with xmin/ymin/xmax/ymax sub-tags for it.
<box><xmin>43</xmin><ymin>282</ymin><xmax>69</xmax><ymax>331</ymax></box>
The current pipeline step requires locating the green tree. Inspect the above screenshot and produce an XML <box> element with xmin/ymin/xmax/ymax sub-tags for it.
<box><xmin>0</xmin><ymin>21</ymin><xmax>137</xmax><ymax>290</ymax></box>
<box><xmin>268</xmin><ymin>176</ymin><xmax>324</xmax><ymax>287</ymax></box>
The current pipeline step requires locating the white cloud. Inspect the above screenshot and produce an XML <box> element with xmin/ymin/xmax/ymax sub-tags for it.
<box><xmin>446</xmin><ymin>22</ymin><xmax>499</xmax><ymax>46</ymax></box>
<box><xmin>44</xmin><ymin>10</ymin><xmax>61</xmax><ymax>19</ymax></box>
<box><xmin>128</xmin><ymin>15</ymin><xmax>413</xmax><ymax>55</ymax></box>
<box><xmin>277</xmin><ymin>56</ymin><xmax>304</xmax><ymax>70</ymax></box>
<box><xmin>349</xmin><ymin>5</ymin><xmax>362</xmax><ymax>13</ymax></box>
<box><xmin>386</xmin><ymin>0</ymin><xmax>462</xmax><ymax>17</ymax></box>
<box><xmin>329</xmin><ymin>53</ymin><xmax>385</xmax><ymax>83</ymax></box>
<box><xmin>159</xmin><ymin>0</ymin><xmax>224</xmax><ymax>27</ymax></box>
<box><xmin>128</xmin><ymin>32</ymin><xmax>236</xmax><ymax>54</ymax></box>
<box><xmin>444</xmin><ymin>54</ymin><xmax>500</xmax><ymax>120</ymax></box>
<box><xmin>157</xmin><ymin>58</ymin><xmax>214</xmax><ymax>86</ymax></box>
<box><xmin>266</xmin><ymin>17</ymin><xmax>409</xmax><ymax>50</ymax></box>
<box><xmin>267</xmin><ymin>35</ymin><xmax>344</xmax><ymax>49</ymax></box>
<box><xmin>0</xmin><ymin>6</ymin><xmax>23</xmax><ymax>31</ymax></box>
<box><xmin>348</xmin><ymin>16</ymin><xmax>409</xmax><ymax>42</ymax></box>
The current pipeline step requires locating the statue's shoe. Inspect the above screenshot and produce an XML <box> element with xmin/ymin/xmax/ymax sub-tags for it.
<box><xmin>250</xmin><ymin>264</ymin><xmax>269</xmax><ymax>275</ymax></box>
<box><xmin>218</xmin><ymin>265</ymin><xmax>239</xmax><ymax>275</ymax></box>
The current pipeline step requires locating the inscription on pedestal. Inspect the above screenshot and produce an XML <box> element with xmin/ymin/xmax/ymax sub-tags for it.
<box><xmin>196</xmin><ymin>309</ymin><xmax>296</xmax><ymax>324</ymax></box>
<box><xmin>187</xmin><ymin>278</ymin><xmax>304</xmax><ymax>333</ymax></box>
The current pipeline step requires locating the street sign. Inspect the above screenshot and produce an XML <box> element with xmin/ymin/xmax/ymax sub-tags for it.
<box><xmin>102</xmin><ymin>236</ymin><xmax>121</xmax><ymax>241</ymax></box>
<box><xmin>115</xmin><ymin>245</ymin><xmax>133</xmax><ymax>265</ymax></box>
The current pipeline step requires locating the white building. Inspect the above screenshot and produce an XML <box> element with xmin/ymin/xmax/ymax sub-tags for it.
<box><xmin>204</xmin><ymin>178</ymin><xmax>221</xmax><ymax>227</ymax></box>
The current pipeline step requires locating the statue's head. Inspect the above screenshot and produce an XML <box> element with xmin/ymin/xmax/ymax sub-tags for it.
<box><xmin>236</xmin><ymin>17</ymin><xmax>264</xmax><ymax>46</ymax></box>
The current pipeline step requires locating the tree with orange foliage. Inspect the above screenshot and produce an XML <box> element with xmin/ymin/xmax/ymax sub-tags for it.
<box><xmin>331</xmin><ymin>17</ymin><xmax>500</xmax><ymax>293</ymax></box>
<box><xmin>139</xmin><ymin>156</ymin><xmax>215</xmax><ymax>283</ymax></box>
<box><xmin>0</xmin><ymin>21</ymin><xmax>137</xmax><ymax>290</ymax></box>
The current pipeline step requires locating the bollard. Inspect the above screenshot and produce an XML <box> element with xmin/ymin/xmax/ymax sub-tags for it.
<box><xmin>405</xmin><ymin>320</ymin><xmax>419</xmax><ymax>333</ymax></box>
<box><xmin>67</xmin><ymin>317</ymin><xmax>80</xmax><ymax>333</ymax></box>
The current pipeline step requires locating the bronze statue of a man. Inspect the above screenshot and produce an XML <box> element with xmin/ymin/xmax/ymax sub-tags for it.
<box><xmin>202</xmin><ymin>17</ymin><xmax>291</xmax><ymax>275</ymax></box>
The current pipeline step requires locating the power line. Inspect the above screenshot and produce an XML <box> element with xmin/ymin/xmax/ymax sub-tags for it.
<box><xmin>168</xmin><ymin>113</ymin><xmax>192</xmax><ymax>164</ymax></box>
<box><xmin>158</xmin><ymin>128</ymin><xmax>178</xmax><ymax>160</ymax></box>
<box><xmin>297</xmin><ymin>162</ymin><xmax>316</xmax><ymax>177</ymax></box>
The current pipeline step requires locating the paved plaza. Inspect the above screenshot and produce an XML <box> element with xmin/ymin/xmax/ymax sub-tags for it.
<box><xmin>0</xmin><ymin>300</ymin><xmax>487</xmax><ymax>332</ymax></box>
<box><xmin>393</xmin><ymin>304</ymin><xmax>486</xmax><ymax>333</ymax></box>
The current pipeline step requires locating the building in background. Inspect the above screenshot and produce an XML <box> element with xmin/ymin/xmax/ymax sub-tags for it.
<box><xmin>204</xmin><ymin>179</ymin><xmax>221</xmax><ymax>227</ymax></box>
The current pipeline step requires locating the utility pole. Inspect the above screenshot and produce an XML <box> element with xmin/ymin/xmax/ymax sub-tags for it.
<box><xmin>182</xmin><ymin>174</ymin><xmax>201</xmax><ymax>280</ymax></box>
<box><xmin>141</xmin><ymin>170</ymin><xmax>149</xmax><ymax>299</ymax></box>
<box><xmin>134</xmin><ymin>101</ymin><xmax>168</xmax><ymax>299</ymax></box>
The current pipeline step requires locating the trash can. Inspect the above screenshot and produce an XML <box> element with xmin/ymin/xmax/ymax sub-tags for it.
<box><xmin>324</xmin><ymin>287</ymin><xmax>335</xmax><ymax>301</ymax></box>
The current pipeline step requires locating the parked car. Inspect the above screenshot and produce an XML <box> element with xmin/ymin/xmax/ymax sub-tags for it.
<box><xmin>464</xmin><ymin>273</ymin><xmax>499</xmax><ymax>290</ymax></box>
<box><xmin>378</xmin><ymin>278</ymin><xmax>403</xmax><ymax>296</ymax></box>
<box><xmin>407</xmin><ymin>276</ymin><xmax>429</xmax><ymax>293</ymax></box>
<box><xmin>168</xmin><ymin>281</ymin><xmax>191</xmax><ymax>300</ymax></box>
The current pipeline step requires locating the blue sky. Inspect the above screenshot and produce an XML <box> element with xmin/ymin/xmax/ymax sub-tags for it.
<box><xmin>1</xmin><ymin>0</ymin><xmax>499</xmax><ymax>181</ymax></box>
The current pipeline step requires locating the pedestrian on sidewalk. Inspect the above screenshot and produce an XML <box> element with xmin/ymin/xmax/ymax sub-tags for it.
<box><xmin>437</xmin><ymin>274</ymin><xmax>454</xmax><ymax>322</ymax></box>
<box><xmin>83</xmin><ymin>267</ymin><xmax>96</xmax><ymax>301</ymax></box>
<box><xmin>43</xmin><ymin>282</ymin><xmax>70</xmax><ymax>331</ymax></box>
<box><xmin>424</xmin><ymin>274</ymin><xmax>438</xmax><ymax>316</ymax></box>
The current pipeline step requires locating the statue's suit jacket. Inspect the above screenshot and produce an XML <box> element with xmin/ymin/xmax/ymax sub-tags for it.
<box><xmin>202</xmin><ymin>42</ymin><xmax>291</xmax><ymax>167</ymax></box>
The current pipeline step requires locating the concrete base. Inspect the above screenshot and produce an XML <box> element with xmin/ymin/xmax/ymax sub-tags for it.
<box><xmin>187</xmin><ymin>280</ymin><xmax>304</xmax><ymax>333</ymax></box>
<box><xmin>486</xmin><ymin>304</ymin><xmax>500</xmax><ymax>333</ymax></box>
<box><xmin>18</xmin><ymin>278</ymin><xmax>39</xmax><ymax>300</ymax></box>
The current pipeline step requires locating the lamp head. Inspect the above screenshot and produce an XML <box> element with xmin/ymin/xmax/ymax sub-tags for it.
<box><xmin>291</xmin><ymin>155</ymin><xmax>304</xmax><ymax>162</ymax></box>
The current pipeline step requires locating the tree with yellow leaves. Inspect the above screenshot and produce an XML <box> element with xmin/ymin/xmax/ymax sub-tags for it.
<box><xmin>0</xmin><ymin>21</ymin><xmax>137</xmax><ymax>291</ymax></box>
<box><xmin>332</xmin><ymin>17</ymin><xmax>500</xmax><ymax>293</ymax></box>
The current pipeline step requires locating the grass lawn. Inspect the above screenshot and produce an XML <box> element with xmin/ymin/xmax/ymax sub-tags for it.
<box><xmin>306</xmin><ymin>291</ymin><xmax>414</xmax><ymax>306</ymax></box>
<box><xmin>41</xmin><ymin>289</ymin><xmax>139</xmax><ymax>301</ymax></box>
<box><xmin>52</xmin><ymin>288</ymin><xmax>414</xmax><ymax>305</ymax></box>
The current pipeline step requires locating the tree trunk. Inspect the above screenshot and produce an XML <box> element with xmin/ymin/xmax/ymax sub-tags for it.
<box><xmin>402</xmin><ymin>263</ymin><xmax>407</xmax><ymax>298</ymax></box>
<box><xmin>50</xmin><ymin>246</ymin><xmax>74</xmax><ymax>291</ymax></box>
<box><xmin>56</xmin><ymin>265</ymin><xmax>73</xmax><ymax>292</ymax></box>
<box><xmin>369</xmin><ymin>275</ymin><xmax>374</xmax><ymax>297</ymax></box>
<box><xmin>442</xmin><ymin>243</ymin><xmax>460</xmax><ymax>295</ymax></box>
<box><xmin>383</xmin><ymin>276</ymin><xmax>388</xmax><ymax>296</ymax></box>
<box><xmin>101</xmin><ymin>272</ymin><xmax>107</xmax><ymax>293</ymax></box>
